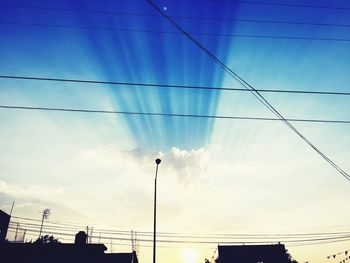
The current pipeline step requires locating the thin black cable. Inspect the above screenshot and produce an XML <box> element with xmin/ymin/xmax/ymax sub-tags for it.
<box><xmin>1</xmin><ymin>105</ymin><xmax>350</xmax><ymax>125</ymax></box>
<box><xmin>11</xmin><ymin>219</ymin><xmax>350</xmax><ymax>238</ymax></box>
<box><xmin>1</xmin><ymin>75</ymin><xmax>350</xmax><ymax>96</ymax></box>
<box><xmin>12</xmin><ymin>216</ymin><xmax>350</xmax><ymax>237</ymax></box>
<box><xmin>11</xmin><ymin>221</ymin><xmax>350</xmax><ymax>240</ymax></box>
<box><xmin>7</xmin><ymin>225</ymin><xmax>350</xmax><ymax>244</ymax></box>
<box><xmin>10</xmin><ymin>217</ymin><xmax>350</xmax><ymax>240</ymax></box>
<box><xmin>147</xmin><ymin>0</ymin><xmax>350</xmax><ymax>182</ymax></box>
<box><xmin>2</xmin><ymin>22</ymin><xmax>350</xmax><ymax>42</ymax></box>
<box><xmin>1</xmin><ymin>4</ymin><xmax>350</xmax><ymax>28</ymax></box>
<box><xmin>288</xmin><ymin>238</ymin><xmax>350</xmax><ymax>247</ymax></box>
<box><xmin>208</xmin><ymin>0</ymin><xmax>350</xmax><ymax>11</ymax></box>
<box><xmin>12</xmin><ymin>225</ymin><xmax>350</xmax><ymax>249</ymax></box>
<box><xmin>6</xmin><ymin>228</ymin><xmax>173</xmax><ymax>248</ymax></box>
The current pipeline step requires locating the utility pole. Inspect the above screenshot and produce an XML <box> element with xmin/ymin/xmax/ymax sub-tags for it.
<box><xmin>23</xmin><ymin>229</ymin><xmax>26</xmax><ymax>243</ymax></box>
<box><xmin>89</xmin><ymin>227</ymin><xmax>93</xmax><ymax>243</ymax></box>
<box><xmin>131</xmin><ymin>230</ymin><xmax>135</xmax><ymax>251</ymax></box>
<box><xmin>86</xmin><ymin>226</ymin><xmax>89</xmax><ymax>243</ymax></box>
<box><xmin>135</xmin><ymin>231</ymin><xmax>139</xmax><ymax>258</ymax></box>
<box><xmin>38</xmin><ymin>209</ymin><xmax>50</xmax><ymax>238</ymax></box>
<box><xmin>14</xmin><ymin>222</ymin><xmax>19</xmax><ymax>242</ymax></box>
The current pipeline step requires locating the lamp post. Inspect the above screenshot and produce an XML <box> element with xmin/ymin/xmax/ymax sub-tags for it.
<box><xmin>153</xmin><ymin>158</ymin><xmax>161</xmax><ymax>263</ymax></box>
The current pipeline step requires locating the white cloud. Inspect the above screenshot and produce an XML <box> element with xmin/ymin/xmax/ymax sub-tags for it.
<box><xmin>0</xmin><ymin>180</ymin><xmax>64</xmax><ymax>200</ymax></box>
<box><xmin>160</xmin><ymin>147</ymin><xmax>210</xmax><ymax>183</ymax></box>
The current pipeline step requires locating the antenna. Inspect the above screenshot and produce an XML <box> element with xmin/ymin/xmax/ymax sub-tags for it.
<box><xmin>9</xmin><ymin>201</ymin><xmax>15</xmax><ymax>216</ymax></box>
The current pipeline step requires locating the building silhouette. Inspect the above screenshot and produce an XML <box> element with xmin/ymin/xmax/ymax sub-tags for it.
<box><xmin>0</xmin><ymin>210</ymin><xmax>10</xmax><ymax>243</ymax></box>
<box><xmin>0</xmin><ymin>209</ymin><xmax>138</xmax><ymax>263</ymax></box>
<box><xmin>217</xmin><ymin>244</ymin><xmax>290</xmax><ymax>263</ymax></box>
<box><xmin>0</xmin><ymin>233</ymin><xmax>138</xmax><ymax>263</ymax></box>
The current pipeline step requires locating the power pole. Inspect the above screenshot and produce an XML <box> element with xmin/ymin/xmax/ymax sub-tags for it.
<box><xmin>23</xmin><ymin>229</ymin><xmax>26</xmax><ymax>243</ymax></box>
<box><xmin>89</xmin><ymin>227</ymin><xmax>94</xmax><ymax>243</ymax></box>
<box><xmin>135</xmin><ymin>231</ymin><xmax>140</xmax><ymax>258</ymax></box>
<box><xmin>38</xmin><ymin>209</ymin><xmax>50</xmax><ymax>238</ymax></box>
<box><xmin>14</xmin><ymin>222</ymin><xmax>19</xmax><ymax>242</ymax></box>
<box><xmin>86</xmin><ymin>226</ymin><xmax>89</xmax><ymax>243</ymax></box>
<box><xmin>131</xmin><ymin>230</ymin><xmax>135</xmax><ymax>252</ymax></box>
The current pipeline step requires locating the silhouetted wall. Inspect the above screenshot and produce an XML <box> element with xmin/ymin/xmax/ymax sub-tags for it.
<box><xmin>0</xmin><ymin>239</ymin><xmax>138</xmax><ymax>263</ymax></box>
<box><xmin>218</xmin><ymin>244</ymin><xmax>289</xmax><ymax>263</ymax></box>
<box><xmin>0</xmin><ymin>210</ymin><xmax>10</xmax><ymax>242</ymax></box>
<box><xmin>0</xmin><ymin>243</ymin><xmax>107</xmax><ymax>263</ymax></box>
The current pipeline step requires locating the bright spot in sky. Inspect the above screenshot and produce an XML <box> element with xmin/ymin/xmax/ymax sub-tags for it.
<box><xmin>163</xmin><ymin>6</ymin><xmax>167</xmax><ymax>11</ymax></box>
<box><xmin>182</xmin><ymin>249</ymin><xmax>198</xmax><ymax>263</ymax></box>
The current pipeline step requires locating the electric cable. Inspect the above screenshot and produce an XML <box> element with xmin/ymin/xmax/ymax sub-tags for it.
<box><xmin>147</xmin><ymin>0</ymin><xmax>350</xmax><ymax>182</ymax></box>
<box><xmin>1</xmin><ymin>105</ymin><xmax>350</xmax><ymax>125</ymax></box>
<box><xmin>1</xmin><ymin>75</ymin><xmax>350</xmax><ymax>96</ymax></box>
<box><xmin>2</xmin><ymin>22</ymin><xmax>350</xmax><ymax>42</ymax></box>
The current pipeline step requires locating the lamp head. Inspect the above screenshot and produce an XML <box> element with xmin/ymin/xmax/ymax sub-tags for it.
<box><xmin>155</xmin><ymin>158</ymin><xmax>161</xmax><ymax>165</ymax></box>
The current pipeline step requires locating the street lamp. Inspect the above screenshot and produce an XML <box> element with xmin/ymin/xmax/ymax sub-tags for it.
<box><xmin>153</xmin><ymin>158</ymin><xmax>161</xmax><ymax>263</ymax></box>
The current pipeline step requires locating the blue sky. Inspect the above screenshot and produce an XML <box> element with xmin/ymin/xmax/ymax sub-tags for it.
<box><xmin>1</xmin><ymin>1</ymin><xmax>350</xmax><ymax>263</ymax></box>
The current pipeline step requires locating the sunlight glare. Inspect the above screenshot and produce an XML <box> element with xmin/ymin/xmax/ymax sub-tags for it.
<box><xmin>182</xmin><ymin>248</ymin><xmax>198</xmax><ymax>263</ymax></box>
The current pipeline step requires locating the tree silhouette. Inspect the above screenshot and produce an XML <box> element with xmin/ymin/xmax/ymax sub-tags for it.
<box><xmin>286</xmin><ymin>250</ymin><xmax>298</xmax><ymax>263</ymax></box>
<box><xmin>33</xmin><ymin>235</ymin><xmax>60</xmax><ymax>244</ymax></box>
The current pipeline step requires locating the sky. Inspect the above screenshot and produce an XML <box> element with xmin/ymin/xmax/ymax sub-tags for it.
<box><xmin>0</xmin><ymin>0</ymin><xmax>350</xmax><ymax>263</ymax></box>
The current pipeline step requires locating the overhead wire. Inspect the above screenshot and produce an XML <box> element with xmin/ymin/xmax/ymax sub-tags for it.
<box><xmin>147</xmin><ymin>0</ymin><xmax>350</xmax><ymax>182</ymax></box>
<box><xmin>11</xmin><ymin>222</ymin><xmax>350</xmax><ymax>240</ymax></box>
<box><xmin>13</xmin><ymin>214</ymin><xmax>350</xmax><ymax>236</ymax></box>
<box><xmin>7</xmin><ymin>225</ymin><xmax>350</xmax><ymax>245</ymax></box>
<box><xmin>1</xmin><ymin>105</ymin><xmax>350</xmax><ymax>125</ymax></box>
<box><xmin>8</xmin><ymin>216</ymin><xmax>350</xmax><ymax>248</ymax></box>
<box><xmin>9</xmin><ymin>217</ymin><xmax>350</xmax><ymax>240</ymax></box>
<box><xmin>1</xmin><ymin>22</ymin><xmax>350</xmax><ymax>42</ymax></box>
<box><xmin>1</xmin><ymin>75</ymin><xmax>350</xmax><ymax>96</ymax></box>
<box><xmin>1</xmin><ymin>4</ymin><xmax>350</xmax><ymax>28</ymax></box>
<box><xmin>15</xmin><ymin>222</ymin><xmax>349</xmax><ymax>249</ymax></box>
<box><xmin>207</xmin><ymin>0</ymin><xmax>350</xmax><ymax>11</ymax></box>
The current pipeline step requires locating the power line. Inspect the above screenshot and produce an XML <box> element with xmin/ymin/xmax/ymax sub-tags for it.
<box><xmin>8</xmin><ymin>226</ymin><xmax>350</xmax><ymax>249</ymax></box>
<box><xmin>11</xmin><ymin>224</ymin><xmax>350</xmax><ymax>249</ymax></box>
<box><xmin>1</xmin><ymin>105</ymin><xmax>350</xmax><ymax>125</ymax></box>
<box><xmin>288</xmin><ymin>238</ymin><xmax>350</xmax><ymax>247</ymax></box>
<box><xmin>11</xmin><ymin>216</ymin><xmax>350</xmax><ymax>239</ymax></box>
<box><xmin>208</xmin><ymin>0</ymin><xmax>350</xmax><ymax>11</ymax></box>
<box><xmin>147</xmin><ymin>0</ymin><xmax>350</xmax><ymax>182</ymax></box>
<box><xmin>7</xmin><ymin>225</ymin><xmax>350</xmax><ymax>245</ymax></box>
<box><xmin>11</xmin><ymin>221</ymin><xmax>350</xmax><ymax>240</ymax></box>
<box><xmin>1</xmin><ymin>75</ymin><xmax>350</xmax><ymax>96</ymax></box>
<box><xmin>9</xmin><ymin>217</ymin><xmax>350</xmax><ymax>249</ymax></box>
<box><xmin>2</xmin><ymin>21</ymin><xmax>350</xmax><ymax>42</ymax></box>
<box><xmin>1</xmin><ymin>4</ymin><xmax>350</xmax><ymax>28</ymax></box>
